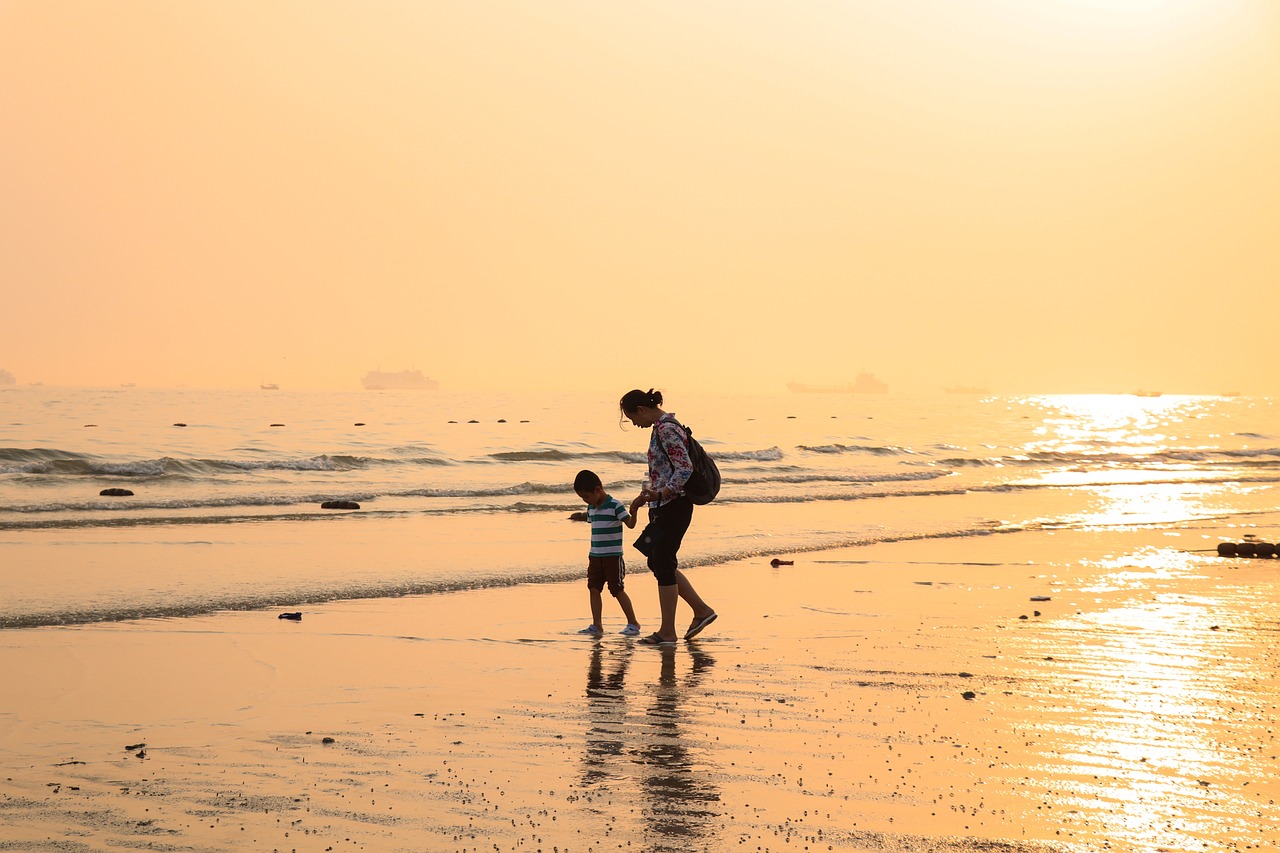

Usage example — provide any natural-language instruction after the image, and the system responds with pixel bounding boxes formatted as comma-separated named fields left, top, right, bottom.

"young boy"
left=574, top=469, right=643, bottom=636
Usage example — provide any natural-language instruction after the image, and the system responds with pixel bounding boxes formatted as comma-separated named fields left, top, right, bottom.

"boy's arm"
left=626, top=496, right=645, bottom=527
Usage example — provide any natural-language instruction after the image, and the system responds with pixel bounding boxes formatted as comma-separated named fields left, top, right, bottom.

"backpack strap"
left=654, top=416, right=691, bottom=495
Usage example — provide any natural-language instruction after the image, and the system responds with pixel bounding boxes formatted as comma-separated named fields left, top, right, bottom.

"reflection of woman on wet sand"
left=637, top=645, right=720, bottom=846
left=580, top=642, right=721, bottom=845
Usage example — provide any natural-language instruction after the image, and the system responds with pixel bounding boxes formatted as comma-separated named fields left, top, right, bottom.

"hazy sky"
left=2, top=0, right=1277, bottom=393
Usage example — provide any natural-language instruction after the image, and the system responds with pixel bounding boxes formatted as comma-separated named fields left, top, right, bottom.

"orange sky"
left=2, top=0, right=1277, bottom=393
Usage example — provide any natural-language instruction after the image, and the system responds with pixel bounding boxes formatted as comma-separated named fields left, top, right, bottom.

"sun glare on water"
left=1016, top=395, right=1237, bottom=529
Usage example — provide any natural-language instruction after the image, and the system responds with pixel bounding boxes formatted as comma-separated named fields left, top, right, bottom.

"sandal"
left=637, top=632, right=676, bottom=646
left=684, top=612, right=718, bottom=640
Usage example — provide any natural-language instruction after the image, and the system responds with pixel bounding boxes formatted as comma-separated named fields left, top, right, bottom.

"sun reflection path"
left=1003, top=549, right=1280, bottom=850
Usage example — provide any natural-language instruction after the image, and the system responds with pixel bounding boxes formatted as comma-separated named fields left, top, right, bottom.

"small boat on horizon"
left=1132, top=389, right=1162, bottom=398
left=788, top=373, right=888, bottom=394
left=260, top=383, right=280, bottom=391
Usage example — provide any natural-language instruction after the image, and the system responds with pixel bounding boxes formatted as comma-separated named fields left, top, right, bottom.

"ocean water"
left=2, top=387, right=1277, bottom=628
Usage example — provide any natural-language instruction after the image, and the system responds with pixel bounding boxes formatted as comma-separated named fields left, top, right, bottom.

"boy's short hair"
left=574, top=469, right=602, bottom=493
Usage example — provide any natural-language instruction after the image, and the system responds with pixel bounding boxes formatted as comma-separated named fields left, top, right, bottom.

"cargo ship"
left=361, top=369, right=439, bottom=390
left=787, top=373, right=888, bottom=394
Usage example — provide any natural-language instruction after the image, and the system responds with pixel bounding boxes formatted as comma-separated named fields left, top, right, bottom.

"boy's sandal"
left=637, top=633, right=676, bottom=646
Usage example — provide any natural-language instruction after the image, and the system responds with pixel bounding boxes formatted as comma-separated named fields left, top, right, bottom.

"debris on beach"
left=278, top=612, right=302, bottom=621
left=1217, top=540, right=1277, bottom=558
left=770, top=558, right=794, bottom=567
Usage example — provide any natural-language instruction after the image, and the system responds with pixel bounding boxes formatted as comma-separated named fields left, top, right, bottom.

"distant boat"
left=1132, top=390, right=1162, bottom=398
left=0, top=368, right=13, bottom=385
left=788, top=373, right=888, bottom=394
left=361, top=369, right=439, bottom=390
left=260, top=383, right=280, bottom=391
left=944, top=385, right=989, bottom=394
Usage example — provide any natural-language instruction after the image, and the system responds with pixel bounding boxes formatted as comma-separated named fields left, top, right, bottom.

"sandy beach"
left=2, top=521, right=1277, bottom=852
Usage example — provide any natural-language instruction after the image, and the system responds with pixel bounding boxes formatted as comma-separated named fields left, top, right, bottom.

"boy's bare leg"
left=615, top=589, right=639, bottom=627
left=589, top=589, right=604, bottom=629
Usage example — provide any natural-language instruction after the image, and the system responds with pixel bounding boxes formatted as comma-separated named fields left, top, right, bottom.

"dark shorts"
left=586, top=555, right=626, bottom=596
left=633, top=495, right=693, bottom=586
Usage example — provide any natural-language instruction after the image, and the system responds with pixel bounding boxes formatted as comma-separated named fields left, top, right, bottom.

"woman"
left=619, top=388, right=718, bottom=646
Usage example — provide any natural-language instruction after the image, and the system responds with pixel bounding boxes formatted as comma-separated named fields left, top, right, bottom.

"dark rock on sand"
left=569, top=512, right=588, bottom=522
left=100, top=488, right=134, bottom=497
left=770, top=558, right=794, bottom=567
left=278, top=612, right=302, bottom=621
left=961, top=691, right=977, bottom=700
left=321, top=500, right=360, bottom=510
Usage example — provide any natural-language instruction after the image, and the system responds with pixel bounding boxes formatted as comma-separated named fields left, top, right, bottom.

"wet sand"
left=2, top=524, right=1278, bottom=852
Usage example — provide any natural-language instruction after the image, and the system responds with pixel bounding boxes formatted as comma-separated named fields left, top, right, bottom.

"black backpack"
left=658, top=419, right=721, bottom=505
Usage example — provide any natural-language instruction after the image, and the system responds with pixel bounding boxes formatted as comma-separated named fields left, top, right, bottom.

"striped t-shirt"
left=586, top=495, right=631, bottom=556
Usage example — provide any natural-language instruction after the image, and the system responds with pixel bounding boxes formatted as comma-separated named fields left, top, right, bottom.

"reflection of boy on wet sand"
left=582, top=644, right=632, bottom=785
left=574, top=470, right=644, bottom=636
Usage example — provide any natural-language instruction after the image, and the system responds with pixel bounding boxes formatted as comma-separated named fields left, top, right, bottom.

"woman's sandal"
left=684, top=612, right=718, bottom=640
left=637, top=632, right=676, bottom=646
